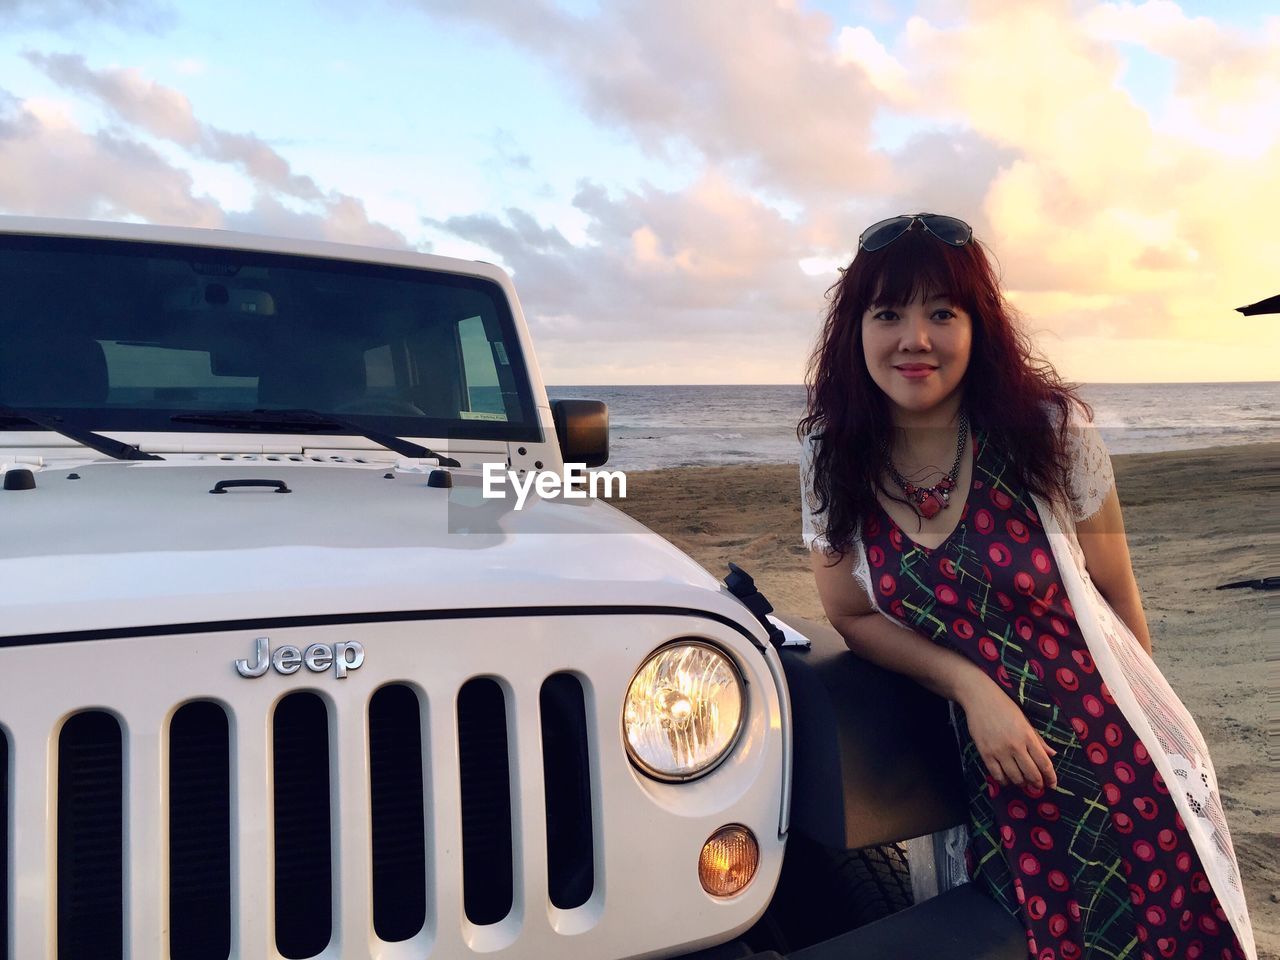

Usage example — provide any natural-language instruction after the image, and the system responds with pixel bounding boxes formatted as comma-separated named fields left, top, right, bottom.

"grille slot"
left=273, top=693, right=332, bottom=959
left=1, top=729, right=8, bottom=960
left=540, top=674, right=595, bottom=910
left=457, top=678, right=514, bottom=926
left=57, top=711, right=123, bottom=960
left=169, top=701, right=231, bottom=960
left=368, top=684, right=427, bottom=942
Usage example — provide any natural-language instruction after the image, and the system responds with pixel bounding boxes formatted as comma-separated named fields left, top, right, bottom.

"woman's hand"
left=956, top=672, right=1058, bottom=792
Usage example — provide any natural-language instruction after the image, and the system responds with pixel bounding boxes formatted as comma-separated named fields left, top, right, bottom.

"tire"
left=758, top=835, right=914, bottom=953
left=825, top=841, right=914, bottom=928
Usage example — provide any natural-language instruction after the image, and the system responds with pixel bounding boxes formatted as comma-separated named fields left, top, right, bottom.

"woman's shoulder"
left=797, top=427, right=871, bottom=550
left=1043, top=398, right=1115, bottom=522
left=1040, top=397, right=1094, bottom=431
left=798, top=428, right=821, bottom=480
left=798, top=429, right=829, bottom=549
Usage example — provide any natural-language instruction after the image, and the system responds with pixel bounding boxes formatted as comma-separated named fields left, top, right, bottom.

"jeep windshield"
left=0, top=233, right=540, bottom=444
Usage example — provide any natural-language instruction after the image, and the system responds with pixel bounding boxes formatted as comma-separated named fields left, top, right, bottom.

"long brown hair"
left=797, top=223, right=1091, bottom=557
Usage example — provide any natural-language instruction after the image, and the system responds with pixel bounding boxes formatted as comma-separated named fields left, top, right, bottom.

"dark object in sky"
left=1235, top=294, right=1280, bottom=315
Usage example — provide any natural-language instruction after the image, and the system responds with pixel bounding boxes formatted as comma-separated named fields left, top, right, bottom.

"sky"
left=0, top=0, right=1277, bottom=385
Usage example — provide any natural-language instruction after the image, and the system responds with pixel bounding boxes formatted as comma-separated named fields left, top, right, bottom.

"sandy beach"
left=611, top=441, right=1279, bottom=958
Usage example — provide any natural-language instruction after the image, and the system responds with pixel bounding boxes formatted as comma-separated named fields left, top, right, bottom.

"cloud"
left=1084, top=1, right=1269, bottom=95
left=865, top=3, right=1280, bottom=364
left=15, top=54, right=412, bottom=248
left=0, top=0, right=171, bottom=30
left=1084, top=1, right=1280, bottom=155
left=836, top=24, right=911, bottom=100
left=28, top=51, right=199, bottom=141
left=200, top=128, right=324, bottom=201
left=428, top=171, right=833, bottom=381
left=876, top=128, right=1019, bottom=231
left=487, top=129, right=533, bottom=172
left=27, top=53, right=324, bottom=200
left=0, top=93, right=410, bottom=250
left=227, top=193, right=410, bottom=250
left=0, top=88, right=222, bottom=224
left=413, top=0, right=892, bottom=200
left=0, top=87, right=401, bottom=244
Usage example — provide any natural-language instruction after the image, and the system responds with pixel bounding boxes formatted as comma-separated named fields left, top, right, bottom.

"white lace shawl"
left=798, top=413, right=1256, bottom=958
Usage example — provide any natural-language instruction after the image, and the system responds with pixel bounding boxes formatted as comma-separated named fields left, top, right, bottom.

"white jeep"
left=0, top=217, right=1024, bottom=960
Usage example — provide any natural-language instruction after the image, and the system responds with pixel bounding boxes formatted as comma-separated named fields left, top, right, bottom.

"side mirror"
left=551, top=399, right=609, bottom=468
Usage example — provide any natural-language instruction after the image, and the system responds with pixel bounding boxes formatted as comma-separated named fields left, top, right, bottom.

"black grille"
left=57, top=711, right=123, bottom=960
left=369, top=684, right=427, bottom=942
left=273, top=693, right=332, bottom=959
left=169, top=701, right=231, bottom=960
left=541, top=673, right=595, bottom=909
left=1, top=728, right=8, bottom=960
left=457, top=678, right=514, bottom=925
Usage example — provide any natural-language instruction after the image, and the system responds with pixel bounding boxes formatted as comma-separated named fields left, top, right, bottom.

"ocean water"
left=547, top=382, right=1279, bottom=472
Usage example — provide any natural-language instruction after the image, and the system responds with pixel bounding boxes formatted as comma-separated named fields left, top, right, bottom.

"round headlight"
left=623, top=641, right=744, bottom=780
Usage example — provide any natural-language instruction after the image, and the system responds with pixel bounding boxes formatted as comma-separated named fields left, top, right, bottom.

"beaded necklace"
left=884, top=412, right=969, bottom=520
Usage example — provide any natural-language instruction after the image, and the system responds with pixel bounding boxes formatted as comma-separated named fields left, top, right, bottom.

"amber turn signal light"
left=698, top=824, right=759, bottom=898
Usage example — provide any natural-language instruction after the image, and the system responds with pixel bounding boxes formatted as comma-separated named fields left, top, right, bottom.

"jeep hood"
left=0, top=460, right=759, bottom=640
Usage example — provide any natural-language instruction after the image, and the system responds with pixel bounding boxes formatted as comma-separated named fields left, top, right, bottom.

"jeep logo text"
left=234, top=636, right=365, bottom=679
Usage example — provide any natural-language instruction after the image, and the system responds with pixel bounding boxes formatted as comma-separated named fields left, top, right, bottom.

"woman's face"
left=860, top=291, right=973, bottom=419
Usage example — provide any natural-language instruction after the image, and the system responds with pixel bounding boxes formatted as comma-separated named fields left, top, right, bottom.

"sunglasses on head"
left=858, top=214, right=973, bottom=252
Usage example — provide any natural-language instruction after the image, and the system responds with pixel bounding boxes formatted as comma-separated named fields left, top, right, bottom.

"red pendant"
left=917, top=493, right=942, bottom=519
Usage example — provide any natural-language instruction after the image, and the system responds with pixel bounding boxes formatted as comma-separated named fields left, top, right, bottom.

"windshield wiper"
left=0, top=405, right=164, bottom=461
left=170, top=409, right=461, bottom=466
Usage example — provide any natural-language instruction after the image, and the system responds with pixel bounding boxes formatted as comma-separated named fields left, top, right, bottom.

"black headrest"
left=0, top=337, right=109, bottom=406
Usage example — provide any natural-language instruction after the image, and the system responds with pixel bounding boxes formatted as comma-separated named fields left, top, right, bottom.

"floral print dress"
left=861, top=428, right=1246, bottom=960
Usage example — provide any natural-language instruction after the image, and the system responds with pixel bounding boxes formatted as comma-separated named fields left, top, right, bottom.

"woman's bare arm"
left=811, top=547, right=984, bottom=700
left=811, top=546, right=1058, bottom=790
left=1074, top=486, right=1154, bottom=655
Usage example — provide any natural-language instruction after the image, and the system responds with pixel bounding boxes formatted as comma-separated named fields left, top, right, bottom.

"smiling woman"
left=798, top=215, right=1258, bottom=960
left=861, top=294, right=973, bottom=433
